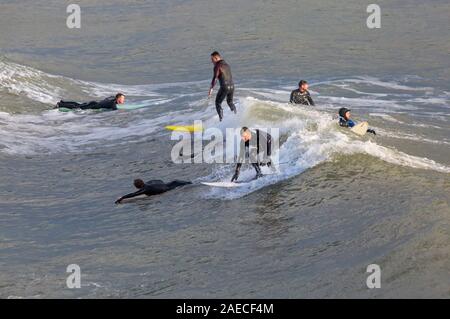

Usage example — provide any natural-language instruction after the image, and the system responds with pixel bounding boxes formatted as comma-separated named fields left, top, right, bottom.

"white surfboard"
left=350, top=121, right=369, bottom=136
left=201, top=181, right=247, bottom=188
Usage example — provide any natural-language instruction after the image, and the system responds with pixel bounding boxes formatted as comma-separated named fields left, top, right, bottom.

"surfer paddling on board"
left=56, top=93, right=125, bottom=111
left=338, top=108, right=376, bottom=135
left=290, top=80, right=315, bottom=106
left=115, top=179, right=191, bottom=204
left=208, top=51, right=237, bottom=121
left=231, top=127, right=273, bottom=182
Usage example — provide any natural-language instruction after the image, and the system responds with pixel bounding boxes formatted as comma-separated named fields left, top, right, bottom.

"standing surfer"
left=208, top=51, right=237, bottom=121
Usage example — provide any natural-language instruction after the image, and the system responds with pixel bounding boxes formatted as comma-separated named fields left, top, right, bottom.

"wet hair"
left=115, top=93, right=125, bottom=100
left=211, top=51, right=221, bottom=57
left=133, top=179, right=145, bottom=189
left=298, top=80, right=308, bottom=87
left=241, top=126, right=249, bottom=134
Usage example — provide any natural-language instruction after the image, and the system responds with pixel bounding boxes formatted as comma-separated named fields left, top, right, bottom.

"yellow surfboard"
left=165, top=125, right=204, bottom=132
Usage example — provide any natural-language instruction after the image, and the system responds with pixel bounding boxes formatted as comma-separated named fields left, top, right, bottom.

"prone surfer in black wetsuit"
left=208, top=51, right=237, bottom=121
left=115, top=179, right=192, bottom=204
left=231, top=127, right=273, bottom=182
left=56, top=93, right=125, bottom=111
left=290, top=80, right=315, bottom=106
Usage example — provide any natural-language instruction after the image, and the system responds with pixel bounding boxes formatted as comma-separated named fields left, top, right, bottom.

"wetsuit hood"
left=339, top=107, right=350, bottom=119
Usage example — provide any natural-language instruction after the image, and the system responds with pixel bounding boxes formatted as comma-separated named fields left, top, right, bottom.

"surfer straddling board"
left=338, top=108, right=376, bottom=136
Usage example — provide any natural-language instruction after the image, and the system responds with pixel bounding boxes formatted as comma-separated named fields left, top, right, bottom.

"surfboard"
left=350, top=121, right=369, bottom=136
left=117, top=103, right=149, bottom=110
left=57, top=107, right=73, bottom=113
left=57, top=107, right=104, bottom=113
left=201, top=181, right=246, bottom=188
left=165, top=125, right=204, bottom=132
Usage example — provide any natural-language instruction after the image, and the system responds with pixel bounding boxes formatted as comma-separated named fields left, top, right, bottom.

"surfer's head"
left=115, top=93, right=125, bottom=104
left=240, top=127, right=252, bottom=142
left=298, top=80, right=309, bottom=92
left=133, top=179, right=145, bottom=189
left=211, top=51, right=222, bottom=64
left=339, top=107, right=351, bottom=120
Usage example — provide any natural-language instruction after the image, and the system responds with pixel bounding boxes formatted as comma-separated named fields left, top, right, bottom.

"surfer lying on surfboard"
left=56, top=93, right=125, bottom=111
left=115, top=179, right=191, bottom=204
left=338, top=108, right=376, bottom=135
left=231, top=127, right=274, bottom=182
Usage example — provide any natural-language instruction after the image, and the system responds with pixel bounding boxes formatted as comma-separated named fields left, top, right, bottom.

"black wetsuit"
left=116, top=180, right=191, bottom=203
left=232, top=130, right=272, bottom=181
left=290, top=89, right=315, bottom=106
left=56, top=96, right=118, bottom=110
left=211, top=60, right=236, bottom=120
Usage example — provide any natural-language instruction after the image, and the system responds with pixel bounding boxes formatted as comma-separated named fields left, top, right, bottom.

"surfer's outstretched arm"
left=307, top=94, right=315, bottom=106
left=115, top=189, right=146, bottom=204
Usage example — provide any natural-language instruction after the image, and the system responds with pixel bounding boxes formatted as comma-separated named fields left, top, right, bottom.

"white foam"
left=320, top=96, right=418, bottom=110
left=318, top=76, right=434, bottom=92
left=0, top=62, right=448, bottom=193
left=202, top=98, right=450, bottom=199
left=369, top=113, right=404, bottom=123
left=0, top=60, right=64, bottom=104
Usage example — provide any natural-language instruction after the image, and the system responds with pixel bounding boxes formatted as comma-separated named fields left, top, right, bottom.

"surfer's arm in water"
left=306, top=91, right=315, bottom=106
left=289, top=91, right=295, bottom=103
left=115, top=189, right=147, bottom=204
left=366, top=128, right=376, bottom=135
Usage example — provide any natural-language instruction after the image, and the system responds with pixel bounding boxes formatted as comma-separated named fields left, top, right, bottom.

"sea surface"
left=0, top=0, right=449, bottom=298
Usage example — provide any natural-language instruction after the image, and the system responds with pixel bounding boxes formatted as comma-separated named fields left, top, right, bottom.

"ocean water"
left=0, top=0, right=449, bottom=298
